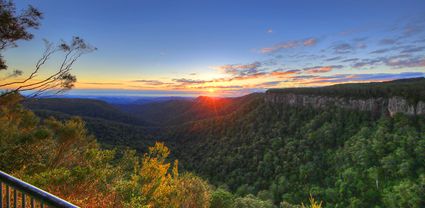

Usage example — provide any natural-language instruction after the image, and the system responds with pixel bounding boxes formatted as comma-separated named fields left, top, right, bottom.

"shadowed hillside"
left=24, top=98, right=151, bottom=126
left=118, top=93, right=263, bottom=126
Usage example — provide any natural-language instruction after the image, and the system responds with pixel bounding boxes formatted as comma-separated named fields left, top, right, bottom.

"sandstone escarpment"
left=265, top=93, right=425, bottom=116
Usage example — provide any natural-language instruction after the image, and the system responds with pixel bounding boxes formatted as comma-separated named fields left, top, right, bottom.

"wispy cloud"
left=130, top=16, right=425, bottom=94
left=403, top=23, right=424, bottom=37
left=370, top=48, right=391, bottom=54
left=352, top=57, right=385, bottom=68
left=131, top=79, right=170, bottom=85
left=193, top=85, right=243, bottom=89
left=213, top=61, right=262, bottom=76
left=332, top=43, right=354, bottom=54
left=352, top=56, right=425, bottom=69
left=325, top=56, right=343, bottom=61
left=400, top=46, right=425, bottom=53
left=342, top=58, right=359, bottom=63
left=253, top=81, right=283, bottom=88
left=301, top=72, right=424, bottom=84
left=385, top=57, right=425, bottom=68
left=172, top=78, right=209, bottom=84
left=81, top=82, right=123, bottom=85
left=270, top=69, right=301, bottom=77
left=260, top=37, right=318, bottom=53
left=303, top=38, right=317, bottom=46
left=379, top=38, right=397, bottom=45
left=303, top=65, right=343, bottom=74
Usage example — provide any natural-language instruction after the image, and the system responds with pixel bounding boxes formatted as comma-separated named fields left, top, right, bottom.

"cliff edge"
left=265, top=93, right=424, bottom=116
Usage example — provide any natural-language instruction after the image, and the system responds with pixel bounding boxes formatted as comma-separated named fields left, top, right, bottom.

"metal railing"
left=0, top=171, right=79, bottom=208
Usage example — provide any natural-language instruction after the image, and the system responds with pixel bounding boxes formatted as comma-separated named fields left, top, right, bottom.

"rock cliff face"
left=265, top=92, right=425, bottom=116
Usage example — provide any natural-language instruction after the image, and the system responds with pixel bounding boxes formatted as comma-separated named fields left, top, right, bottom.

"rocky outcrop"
left=265, top=93, right=425, bottom=116
left=387, top=97, right=416, bottom=116
left=416, top=101, right=425, bottom=115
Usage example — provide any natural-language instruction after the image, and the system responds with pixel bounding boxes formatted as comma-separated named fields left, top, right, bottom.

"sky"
left=2, top=0, right=425, bottom=97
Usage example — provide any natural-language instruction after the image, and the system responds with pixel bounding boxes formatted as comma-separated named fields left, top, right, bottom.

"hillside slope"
left=24, top=98, right=151, bottom=126
left=118, top=93, right=262, bottom=126
left=169, top=98, right=425, bottom=207
left=23, top=98, right=156, bottom=150
left=166, top=78, right=425, bottom=207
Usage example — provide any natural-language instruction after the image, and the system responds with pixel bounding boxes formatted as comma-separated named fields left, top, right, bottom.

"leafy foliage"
left=23, top=98, right=156, bottom=150
left=0, top=0, right=42, bottom=70
left=169, top=94, right=425, bottom=207
left=0, top=93, right=213, bottom=208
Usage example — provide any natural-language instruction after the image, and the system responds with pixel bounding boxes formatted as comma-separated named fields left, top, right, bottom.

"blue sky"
left=3, top=0, right=425, bottom=96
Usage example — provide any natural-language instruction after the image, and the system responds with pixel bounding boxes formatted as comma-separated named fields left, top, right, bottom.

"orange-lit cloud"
left=303, top=65, right=340, bottom=74
left=131, top=79, right=171, bottom=85
left=303, top=38, right=317, bottom=46
left=270, top=69, right=300, bottom=77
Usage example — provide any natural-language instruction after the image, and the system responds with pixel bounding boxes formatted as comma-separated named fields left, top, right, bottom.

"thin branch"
left=0, top=42, right=56, bottom=87
left=0, top=37, right=96, bottom=98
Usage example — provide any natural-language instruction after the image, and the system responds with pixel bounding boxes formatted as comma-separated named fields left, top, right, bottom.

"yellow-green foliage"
left=0, top=93, right=212, bottom=207
left=301, top=195, right=322, bottom=208
left=176, top=173, right=211, bottom=208
left=1, top=93, right=329, bottom=208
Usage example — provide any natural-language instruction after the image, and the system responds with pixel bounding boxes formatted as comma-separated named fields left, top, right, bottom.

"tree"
left=210, top=188, right=234, bottom=208
left=176, top=173, right=211, bottom=208
left=382, top=180, right=423, bottom=208
left=233, top=194, right=274, bottom=208
left=301, top=196, right=322, bottom=208
left=117, top=142, right=179, bottom=207
left=0, top=0, right=95, bottom=98
left=0, top=93, right=120, bottom=207
left=0, top=0, right=42, bottom=70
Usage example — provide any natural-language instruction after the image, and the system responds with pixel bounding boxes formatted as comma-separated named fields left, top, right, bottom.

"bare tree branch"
left=0, top=36, right=96, bottom=98
left=0, top=40, right=56, bottom=87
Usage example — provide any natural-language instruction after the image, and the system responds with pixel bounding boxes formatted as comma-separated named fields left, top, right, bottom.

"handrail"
left=0, top=170, right=79, bottom=208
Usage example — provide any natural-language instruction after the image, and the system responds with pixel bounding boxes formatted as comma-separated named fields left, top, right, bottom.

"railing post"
left=30, top=197, right=34, bottom=208
left=22, top=192, right=25, bottom=208
left=14, top=188, right=17, bottom=208
left=6, top=184, right=10, bottom=208
left=0, top=181, right=3, bottom=207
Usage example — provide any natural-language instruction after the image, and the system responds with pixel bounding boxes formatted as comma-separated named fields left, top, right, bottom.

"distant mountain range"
left=36, top=95, right=194, bottom=105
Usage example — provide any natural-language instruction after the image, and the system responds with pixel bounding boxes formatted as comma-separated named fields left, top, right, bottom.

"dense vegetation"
left=170, top=95, right=425, bottom=207
left=2, top=93, right=318, bottom=208
left=24, top=98, right=150, bottom=126
left=16, top=78, right=425, bottom=207
left=267, top=78, right=425, bottom=103
left=118, top=94, right=262, bottom=126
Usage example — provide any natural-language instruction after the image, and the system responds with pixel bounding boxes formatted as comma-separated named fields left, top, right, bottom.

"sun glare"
left=208, top=88, right=215, bottom=93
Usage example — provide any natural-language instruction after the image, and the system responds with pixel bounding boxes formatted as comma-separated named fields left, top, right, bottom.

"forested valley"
left=4, top=78, right=422, bottom=207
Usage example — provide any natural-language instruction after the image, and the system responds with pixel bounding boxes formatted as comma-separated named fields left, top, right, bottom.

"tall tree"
left=0, top=0, right=95, bottom=98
